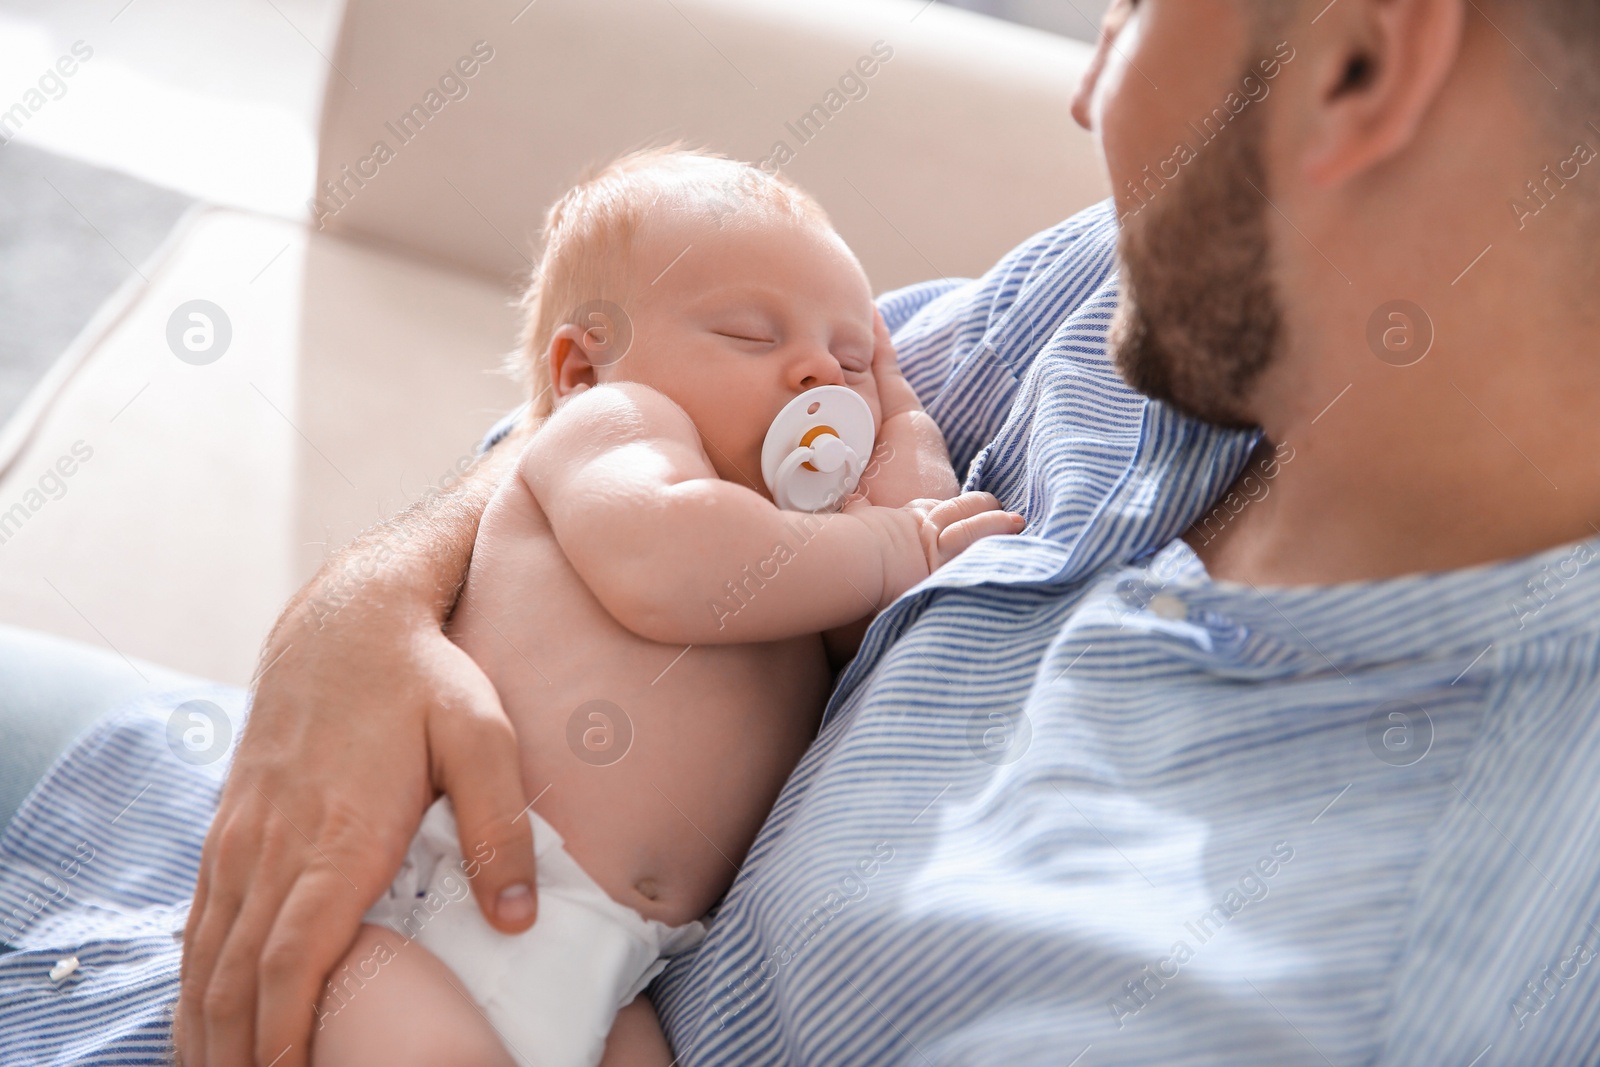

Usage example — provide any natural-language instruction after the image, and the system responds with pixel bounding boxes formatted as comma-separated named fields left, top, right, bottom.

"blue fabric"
left=479, top=403, right=527, bottom=456
left=7, top=199, right=1600, bottom=1064
left=0, top=684, right=245, bottom=1064
left=0, top=625, right=208, bottom=841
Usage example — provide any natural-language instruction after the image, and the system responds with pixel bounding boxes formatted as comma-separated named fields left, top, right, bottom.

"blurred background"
left=944, top=0, right=1113, bottom=39
left=0, top=0, right=1110, bottom=684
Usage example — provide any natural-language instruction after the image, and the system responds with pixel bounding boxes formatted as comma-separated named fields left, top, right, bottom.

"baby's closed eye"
left=713, top=330, right=775, bottom=346
left=835, top=352, right=871, bottom=375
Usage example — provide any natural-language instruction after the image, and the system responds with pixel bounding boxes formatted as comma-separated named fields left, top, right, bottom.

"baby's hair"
left=512, top=145, right=834, bottom=417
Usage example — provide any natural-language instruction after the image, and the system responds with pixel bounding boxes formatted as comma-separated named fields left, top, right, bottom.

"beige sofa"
left=0, top=0, right=1107, bottom=685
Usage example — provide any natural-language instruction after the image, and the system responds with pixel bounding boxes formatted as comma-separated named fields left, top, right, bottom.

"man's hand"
left=176, top=431, right=538, bottom=1067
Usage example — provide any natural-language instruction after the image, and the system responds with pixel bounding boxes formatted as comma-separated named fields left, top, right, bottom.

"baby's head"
left=516, top=148, right=881, bottom=498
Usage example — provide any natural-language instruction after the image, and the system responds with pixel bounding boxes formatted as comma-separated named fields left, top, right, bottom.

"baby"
left=308, top=149, right=1022, bottom=1067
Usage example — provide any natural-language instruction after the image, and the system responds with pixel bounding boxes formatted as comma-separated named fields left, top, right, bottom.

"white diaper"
left=363, top=798, right=706, bottom=1067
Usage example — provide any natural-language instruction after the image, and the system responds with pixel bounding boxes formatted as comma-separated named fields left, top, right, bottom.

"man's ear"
left=547, top=323, right=601, bottom=404
left=1300, top=0, right=1466, bottom=187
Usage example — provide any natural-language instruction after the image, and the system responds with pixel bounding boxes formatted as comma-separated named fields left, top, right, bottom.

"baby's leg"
left=596, top=995, right=674, bottom=1067
left=310, top=923, right=515, bottom=1067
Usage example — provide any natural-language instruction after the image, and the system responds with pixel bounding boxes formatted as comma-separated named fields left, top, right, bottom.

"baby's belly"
left=451, top=488, right=833, bottom=927
left=504, top=640, right=827, bottom=926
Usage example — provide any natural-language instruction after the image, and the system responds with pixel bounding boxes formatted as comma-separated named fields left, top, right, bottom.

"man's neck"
left=1189, top=275, right=1600, bottom=587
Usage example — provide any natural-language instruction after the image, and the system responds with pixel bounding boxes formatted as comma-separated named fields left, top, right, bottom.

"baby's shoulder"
left=535, top=382, right=699, bottom=458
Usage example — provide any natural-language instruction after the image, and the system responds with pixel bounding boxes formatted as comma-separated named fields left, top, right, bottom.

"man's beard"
left=1109, top=97, right=1282, bottom=430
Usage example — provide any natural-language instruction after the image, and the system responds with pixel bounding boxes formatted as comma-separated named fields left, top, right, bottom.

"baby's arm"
left=520, top=381, right=1015, bottom=646
left=853, top=309, right=964, bottom=509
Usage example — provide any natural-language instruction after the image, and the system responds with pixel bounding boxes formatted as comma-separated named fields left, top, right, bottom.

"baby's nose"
left=793, top=350, right=845, bottom=390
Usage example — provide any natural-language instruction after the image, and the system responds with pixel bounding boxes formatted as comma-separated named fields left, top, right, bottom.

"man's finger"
left=178, top=807, right=258, bottom=1067
left=176, top=843, right=215, bottom=1064
left=180, top=845, right=212, bottom=965
left=201, top=852, right=302, bottom=1067
left=255, top=866, right=377, bottom=1067
left=180, top=895, right=240, bottom=1067
left=431, top=691, right=539, bottom=933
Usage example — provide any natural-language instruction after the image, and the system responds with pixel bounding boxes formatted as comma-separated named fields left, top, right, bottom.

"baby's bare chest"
left=448, top=477, right=831, bottom=918
left=451, top=476, right=831, bottom=764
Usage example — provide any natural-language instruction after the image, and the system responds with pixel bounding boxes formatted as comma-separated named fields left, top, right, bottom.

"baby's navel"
left=635, top=877, right=661, bottom=902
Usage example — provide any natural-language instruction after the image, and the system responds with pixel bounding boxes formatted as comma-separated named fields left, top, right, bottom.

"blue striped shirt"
left=6, top=201, right=1600, bottom=1064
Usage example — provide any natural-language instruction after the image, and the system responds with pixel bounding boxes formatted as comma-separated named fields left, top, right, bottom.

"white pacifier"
left=760, top=386, right=876, bottom=513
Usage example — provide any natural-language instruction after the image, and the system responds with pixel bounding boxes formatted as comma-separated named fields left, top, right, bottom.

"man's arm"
left=521, top=382, right=1016, bottom=647
left=177, top=418, right=539, bottom=1067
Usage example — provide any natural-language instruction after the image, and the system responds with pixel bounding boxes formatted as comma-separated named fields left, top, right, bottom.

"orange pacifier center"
left=798, top=425, right=839, bottom=472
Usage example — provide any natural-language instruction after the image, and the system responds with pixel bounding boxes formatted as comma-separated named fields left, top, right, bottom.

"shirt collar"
left=1126, top=533, right=1600, bottom=670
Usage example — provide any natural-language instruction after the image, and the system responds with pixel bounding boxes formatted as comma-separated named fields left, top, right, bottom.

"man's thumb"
left=432, top=704, right=540, bottom=933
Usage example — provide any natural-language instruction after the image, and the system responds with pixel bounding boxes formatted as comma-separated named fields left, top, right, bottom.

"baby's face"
left=595, top=211, right=882, bottom=500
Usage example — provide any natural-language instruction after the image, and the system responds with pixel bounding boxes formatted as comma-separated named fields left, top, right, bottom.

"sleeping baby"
left=307, top=148, right=1023, bottom=1067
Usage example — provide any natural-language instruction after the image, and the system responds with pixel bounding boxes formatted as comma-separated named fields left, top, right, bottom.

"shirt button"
left=1150, top=594, right=1187, bottom=620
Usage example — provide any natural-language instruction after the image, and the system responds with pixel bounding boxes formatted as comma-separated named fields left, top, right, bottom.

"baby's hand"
left=848, top=492, right=1025, bottom=609
left=869, top=308, right=923, bottom=423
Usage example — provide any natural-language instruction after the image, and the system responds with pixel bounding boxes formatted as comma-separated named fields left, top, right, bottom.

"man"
left=3, top=0, right=1597, bottom=1062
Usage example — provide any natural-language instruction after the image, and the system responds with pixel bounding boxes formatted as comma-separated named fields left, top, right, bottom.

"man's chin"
left=1108, top=298, right=1262, bottom=432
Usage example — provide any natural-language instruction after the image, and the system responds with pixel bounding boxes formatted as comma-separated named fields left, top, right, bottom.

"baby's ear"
left=547, top=323, right=601, bottom=402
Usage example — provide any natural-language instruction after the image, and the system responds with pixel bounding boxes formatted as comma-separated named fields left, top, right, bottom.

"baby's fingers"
left=927, top=492, right=1004, bottom=527
left=935, top=508, right=1026, bottom=566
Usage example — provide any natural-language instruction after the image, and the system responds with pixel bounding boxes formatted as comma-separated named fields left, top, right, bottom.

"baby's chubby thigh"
left=308, top=922, right=516, bottom=1067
